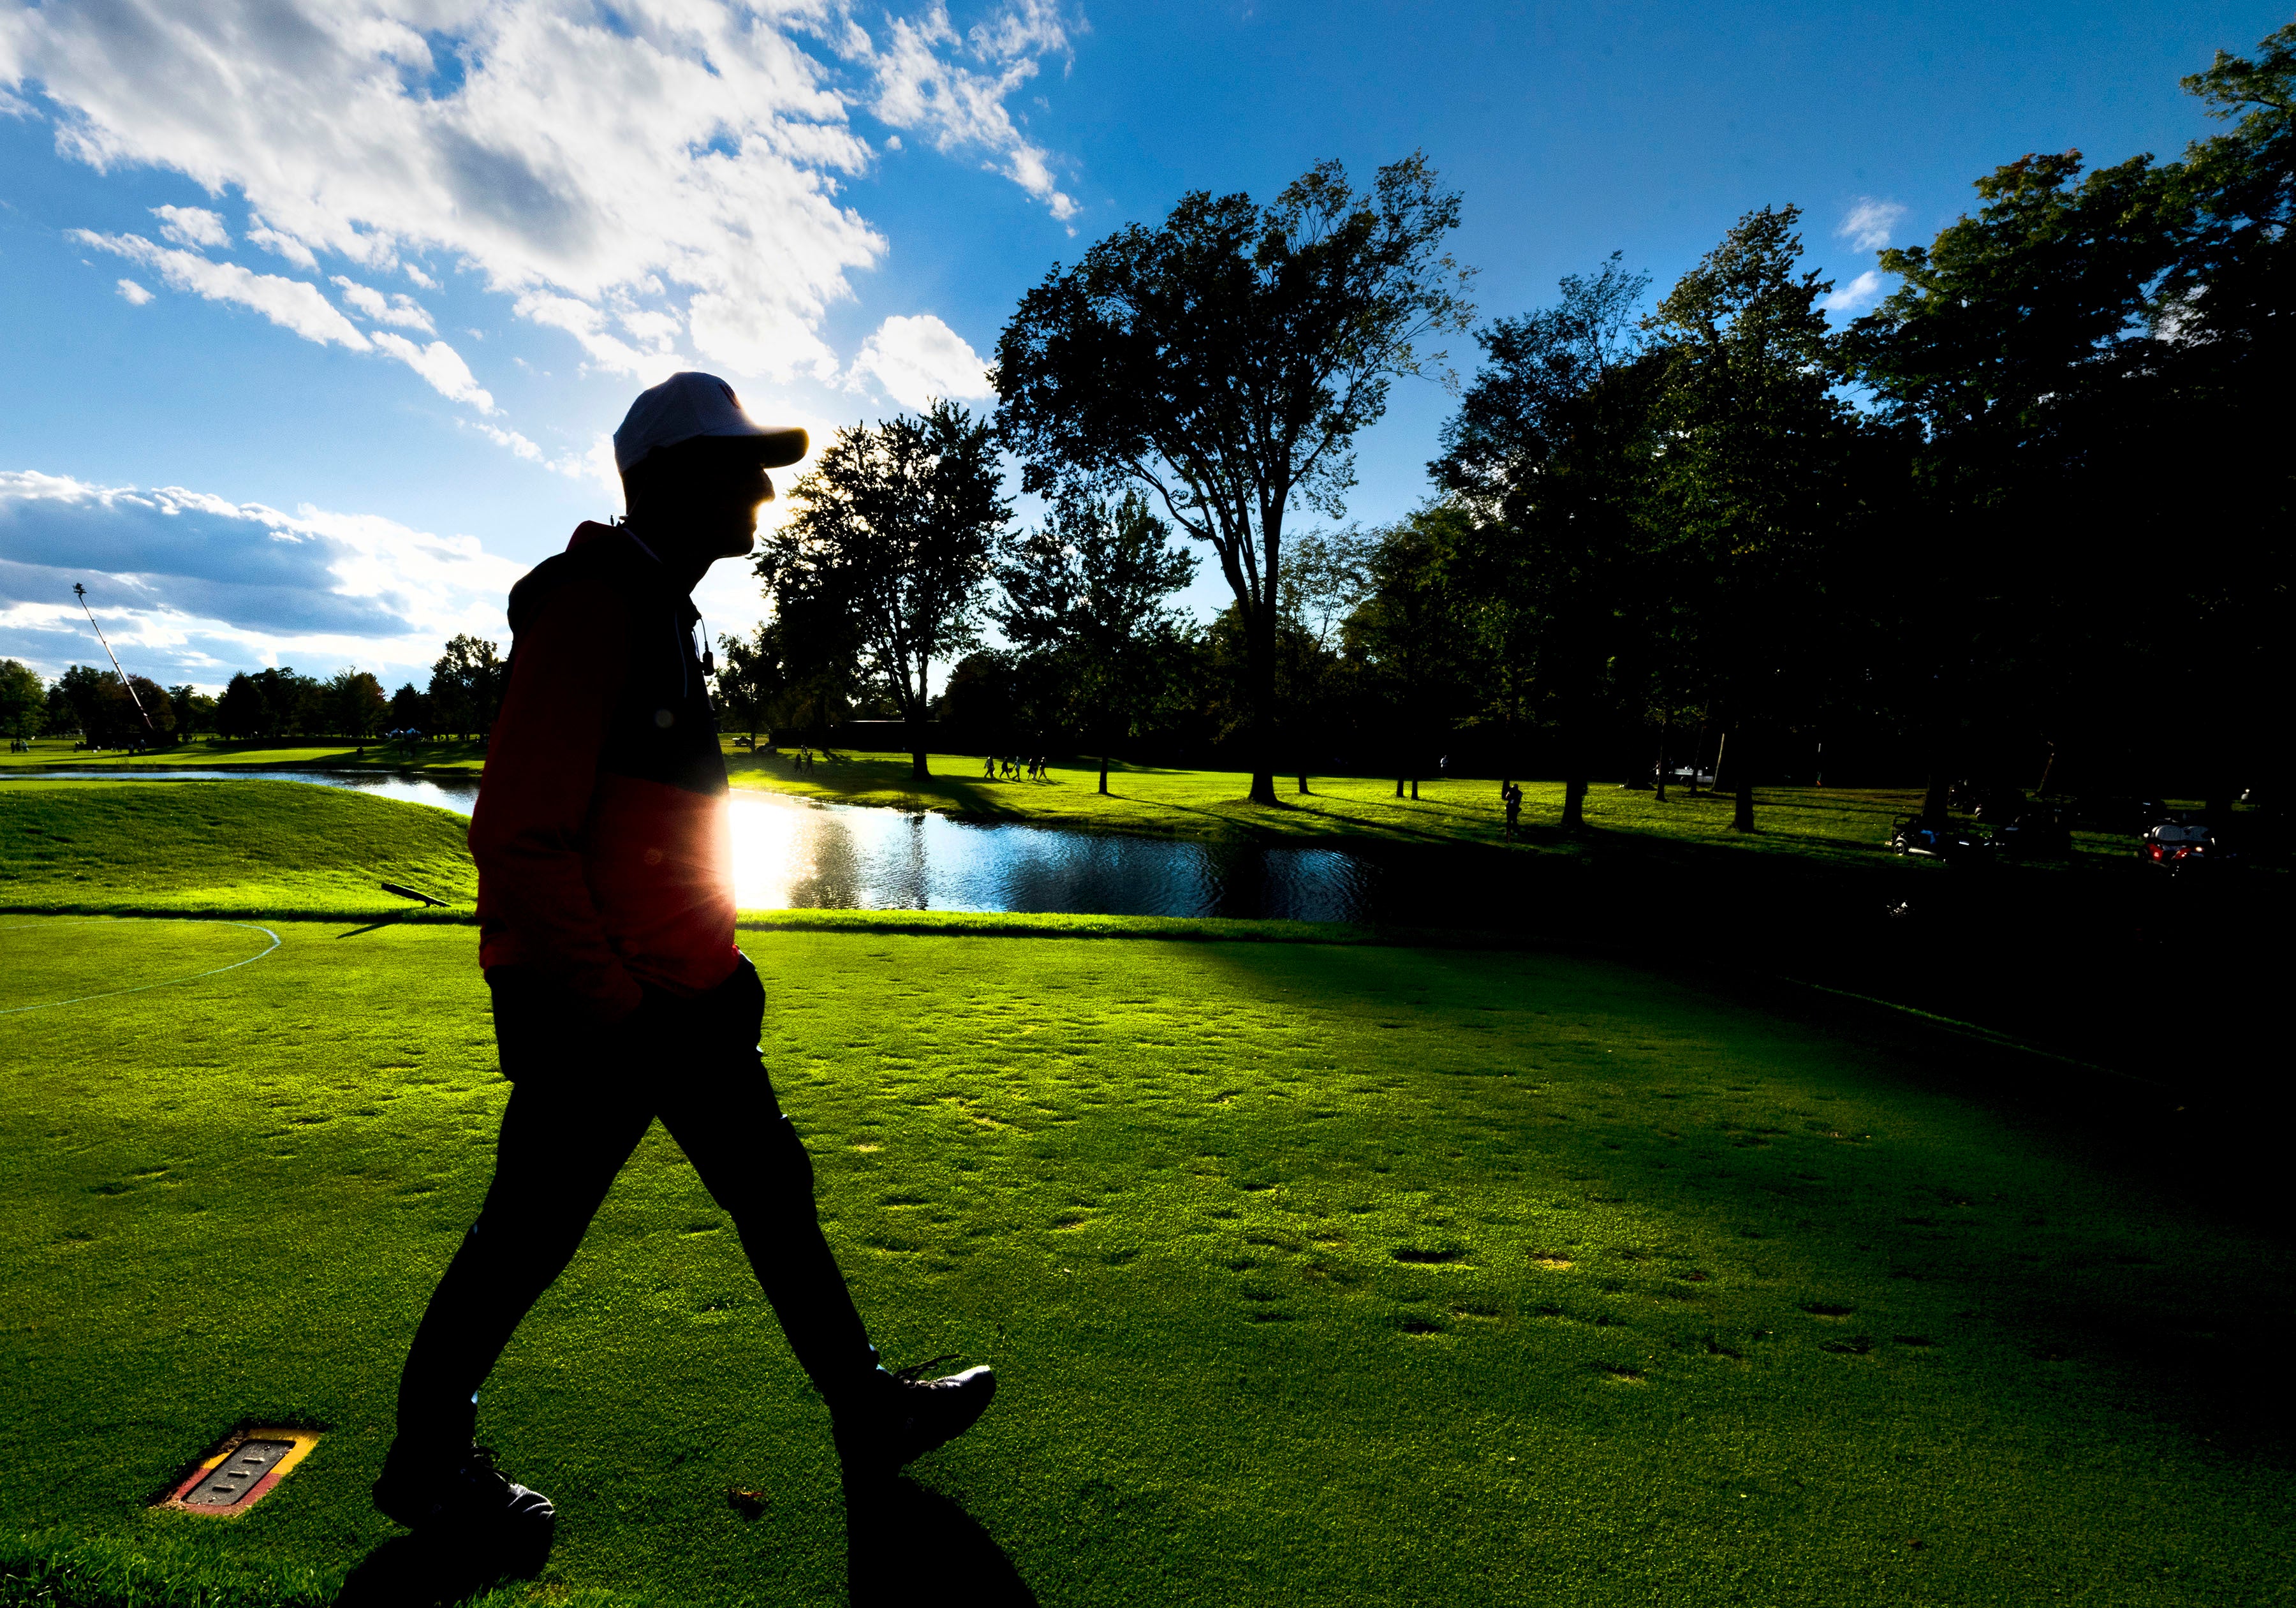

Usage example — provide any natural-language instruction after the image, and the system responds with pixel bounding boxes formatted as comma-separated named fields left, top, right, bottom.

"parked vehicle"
left=1890, top=814, right=1994, bottom=862
left=2138, top=819, right=2230, bottom=874
left=1994, top=803, right=2073, bottom=857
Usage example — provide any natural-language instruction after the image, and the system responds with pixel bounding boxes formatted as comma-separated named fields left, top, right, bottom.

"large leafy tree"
left=992, top=490, right=1198, bottom=793
left=427, top=637, right=506, bottom=741
left=1432, top=253, right=1665, bottom=829
left=0, top=659, right=43, bottom=742
left=1647, top=205, right=1857, bottom=831
left=760, top=400, right=1008, bottom=779
left=996, top=153, right=1475, bottom=805
left=325, top=669, right=389, bottom=739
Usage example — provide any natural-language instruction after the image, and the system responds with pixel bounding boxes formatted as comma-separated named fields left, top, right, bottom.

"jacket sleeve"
left=467, top=575, right=645, bottom=1021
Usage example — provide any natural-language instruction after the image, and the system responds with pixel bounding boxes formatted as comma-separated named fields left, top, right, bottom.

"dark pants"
left=394, top=954, right=876, bottom=1447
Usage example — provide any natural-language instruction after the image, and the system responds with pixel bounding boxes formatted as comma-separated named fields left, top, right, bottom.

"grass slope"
left=2, top=916, right=2286, bottom=1606
left=0, top=738, right=488, bottom=775
left=0, top=782, right=478, bottom=918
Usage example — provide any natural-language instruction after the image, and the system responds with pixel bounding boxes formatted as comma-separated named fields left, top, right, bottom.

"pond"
left=18, top=770, right=1404, bottom=924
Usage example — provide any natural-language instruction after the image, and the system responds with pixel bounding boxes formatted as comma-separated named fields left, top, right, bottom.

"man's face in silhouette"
left=623, top=436, right=776, bottom=566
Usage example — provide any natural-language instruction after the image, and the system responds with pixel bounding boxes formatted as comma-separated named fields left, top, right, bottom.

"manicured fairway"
left=2, top=915, right=2286, bottom=1606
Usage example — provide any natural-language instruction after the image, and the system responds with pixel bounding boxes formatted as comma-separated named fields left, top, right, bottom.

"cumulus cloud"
left=1838, top=198, right=1906, bottom=254
left=0, top=469, right=526, bottom=686
left=1822, top=269, right=1888, bottom=314
left=845, top=313, right=994, bottom=409
left=115, top=277, right=152, bottom=305
left=3, top=1, right=1083, bottom=390
left=332, top=275, right=435, bottom=332
left=850, top=0, right=1080, bottom=221
left=70, top=230, right=371, bottom=348
left=151, top=202, right=228, bottom=249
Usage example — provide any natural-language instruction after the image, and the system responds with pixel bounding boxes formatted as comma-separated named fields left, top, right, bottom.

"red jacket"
left=469, top=522, right=739, bottom=1018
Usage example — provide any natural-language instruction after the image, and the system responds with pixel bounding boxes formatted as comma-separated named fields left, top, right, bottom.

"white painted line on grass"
left=0, top=918, right=283, bottom=1016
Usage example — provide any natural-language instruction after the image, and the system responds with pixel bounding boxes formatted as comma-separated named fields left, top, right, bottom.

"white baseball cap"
left=612, top=371, right=808, bottom=475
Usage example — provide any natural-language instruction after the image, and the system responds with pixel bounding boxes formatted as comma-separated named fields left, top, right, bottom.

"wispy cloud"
left=71, top=230, right=371, bottom=348
left=115, top=277, right=152, bottom=306
left=151, top=203, right=228, bottom=249
left=850, top=0, right=1082, bottom=223
left=1821, top=268, right=1888, bottom=314
left=332, top=275, right=434, bottom=332
left=1838, top=198, right=1906, bottom=254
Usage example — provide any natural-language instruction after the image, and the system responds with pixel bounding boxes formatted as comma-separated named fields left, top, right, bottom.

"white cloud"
left=844, top=313, right=994, bottom=409
left=246, top=221, right=319, bottom=271
left=150, top=202, right=228, bottom=249
left=371, top=332, right=494, bottom=410
left=1822, top=269, right=1888, bottom=314
left=0, top=1, right=1080, bottom=390
left=115, top=277, right=152, bottom=305
left=471, top=422, right=545, bottom=462
left=851, top=1, right=1080, bottom=221
left=1839, top=198, right=1906, bottom=254
left=0, top=469, right=527, bottom=686
left=70, top=230, right=371, bottom=348
left=331, top=274, right=436, bottom=332
left=403, top=262, right=439, bottom=290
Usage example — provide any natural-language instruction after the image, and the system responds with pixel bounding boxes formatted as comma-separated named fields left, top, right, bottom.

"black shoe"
left=832, top=1355, right=997, bottom=1480
left=374, top=1441, right=556, bottom=1535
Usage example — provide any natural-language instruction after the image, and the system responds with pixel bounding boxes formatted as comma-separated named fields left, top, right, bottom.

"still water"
left=22, top=770, right=1390, bottom=922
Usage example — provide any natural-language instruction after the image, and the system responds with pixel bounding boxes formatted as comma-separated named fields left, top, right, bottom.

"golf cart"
left=2138, top=818, right=2229, bottom=875
left=1889, top=813, right=1994, bottom=863
left=1993, top=802, right=2073, bottom=858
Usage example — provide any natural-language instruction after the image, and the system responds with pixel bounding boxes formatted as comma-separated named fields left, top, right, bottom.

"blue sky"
left=1, top=0, right=2283, bottom=693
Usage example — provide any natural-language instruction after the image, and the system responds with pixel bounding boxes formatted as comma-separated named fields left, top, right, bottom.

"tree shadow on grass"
left=335, top=1522, right=553, bottom=1607
left=847, top=1475, right=1036, bottom=1607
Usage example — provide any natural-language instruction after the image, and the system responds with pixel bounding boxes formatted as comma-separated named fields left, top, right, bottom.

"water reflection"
left=18, top=771, right=1389, bottom=922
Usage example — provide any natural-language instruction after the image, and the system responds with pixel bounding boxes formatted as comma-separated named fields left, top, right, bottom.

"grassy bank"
left=0, top=737, right=488, bottom=774
left=0, top=781, right=478, bottom=918
left=3, top=914, right=2286, bottom=1607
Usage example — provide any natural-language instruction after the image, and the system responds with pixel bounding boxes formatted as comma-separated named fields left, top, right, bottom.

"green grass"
left=0, top=781, right=478, bottom=918
left=0, top=737, right=489, bottom=774
left=725, top=751, right=2164, bottom=868
left=3, top=912, right=2288, bottom=1605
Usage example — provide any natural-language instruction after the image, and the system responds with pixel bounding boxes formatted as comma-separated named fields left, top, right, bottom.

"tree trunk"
left=1561, top=776, right=1587, bottom=831
left=1732, top=732, right=1755, bottom=831
left=1395, top=777, right=1404, bottom=799
left=1410, top=777, right=1420, bottom=800
left=1297, top=772, right=1310, bottom=795
left=1245, top=603, right=1279, bottom=805
left=1653, top=709, right=1670, bottom=802
left=1099, top=755, right=1110, bottom=795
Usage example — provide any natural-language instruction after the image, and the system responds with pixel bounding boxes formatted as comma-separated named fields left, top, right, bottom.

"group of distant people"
left=983, top=753, right=1051, bottom=782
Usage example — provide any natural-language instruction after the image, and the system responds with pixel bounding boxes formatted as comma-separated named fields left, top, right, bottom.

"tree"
left=992, top=489, right=1199, bottom=793
left=996, top=152, right=1476, bottom=805
left=1347, top=508, right=1473, bottom=798
left=711, top=628, right=788, bottom=747
left=1276, top=526, right=1373, bottom=792
left=388, top=682, right=432, bottom=734
left=325, top=668, right=390, bottom=739
left=166, top=684, right=215, bottom=742
left=1647, top=206, right=1856, bottom=831
left=1433, top=253, right=1665, bottom=829
left=0, top=660, right=42, bottom=742
left=428, top=637, right=508, bottom=741
left=52, top=664, right=174, bottom=747
left=216, top=672, right=265, bottom=741
left=760, top=401, right=1010, bottom=779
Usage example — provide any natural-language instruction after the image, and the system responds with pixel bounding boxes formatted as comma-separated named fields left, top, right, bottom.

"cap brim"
left=709, top=424, right=808, bottom=468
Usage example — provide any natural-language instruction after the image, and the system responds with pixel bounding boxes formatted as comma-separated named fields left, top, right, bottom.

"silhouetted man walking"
left=375, top=372, right=995, bottom=1538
